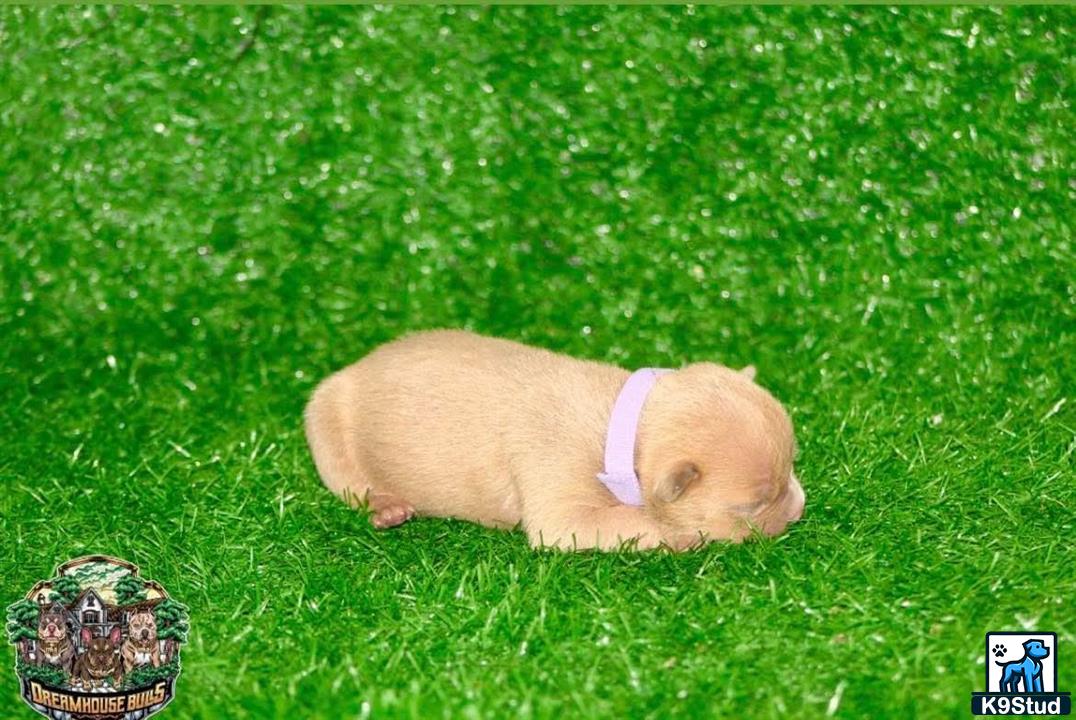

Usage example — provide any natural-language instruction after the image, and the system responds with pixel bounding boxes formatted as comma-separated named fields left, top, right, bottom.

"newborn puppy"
left=305, top=330, right=804, bottom=551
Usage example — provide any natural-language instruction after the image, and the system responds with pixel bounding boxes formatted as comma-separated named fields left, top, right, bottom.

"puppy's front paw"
left=662, top=532, right=708, bottom=552
left=368, top=495, right=415, bottom=529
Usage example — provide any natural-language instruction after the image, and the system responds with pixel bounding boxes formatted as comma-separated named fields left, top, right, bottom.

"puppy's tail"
left=304, top=371, right=370, bottom=508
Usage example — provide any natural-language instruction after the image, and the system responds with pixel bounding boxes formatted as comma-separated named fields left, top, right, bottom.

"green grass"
left=1, top=5, right=1073, bottom=719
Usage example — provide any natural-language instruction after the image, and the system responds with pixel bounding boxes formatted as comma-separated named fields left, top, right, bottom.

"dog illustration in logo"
left=996, top=638, right=1049, bottom=693
left=121, top=610, right=162, bottom=672
left=73, top=626, right=123, bottom=688
left=35, top=603, right=75, bottom=674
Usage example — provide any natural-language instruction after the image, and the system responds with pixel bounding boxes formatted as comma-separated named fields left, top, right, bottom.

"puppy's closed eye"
left=655, top=461, right=701, bottom=503
left=728, top=499, right=766, bottom=515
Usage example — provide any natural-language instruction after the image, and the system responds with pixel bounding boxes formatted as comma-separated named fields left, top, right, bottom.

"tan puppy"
left=305, top=330, right=804, bottom=551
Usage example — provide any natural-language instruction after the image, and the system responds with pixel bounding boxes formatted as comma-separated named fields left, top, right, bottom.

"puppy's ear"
left=654, top=461, right=700, bottom=503
left=739, top=365, right=757, bottom=381
left=109, top=625, right=122, bottom=646
left=81, top=627, right=92, bottom=646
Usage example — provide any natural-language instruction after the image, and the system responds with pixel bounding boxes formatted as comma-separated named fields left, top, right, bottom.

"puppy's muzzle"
left=788, top=475, right=805, bottom=523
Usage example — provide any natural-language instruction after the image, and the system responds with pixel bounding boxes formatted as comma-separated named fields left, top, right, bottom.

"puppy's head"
left=127, top=611, right=158, bottom=643
left=638, top=362, right=804, bottom=547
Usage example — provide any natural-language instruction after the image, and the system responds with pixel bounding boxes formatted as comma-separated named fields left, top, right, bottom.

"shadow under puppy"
left=305, top=330, right=804, bottom=551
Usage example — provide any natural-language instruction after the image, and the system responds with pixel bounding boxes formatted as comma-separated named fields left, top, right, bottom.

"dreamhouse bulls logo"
left=6, top=555, right=189, bottom=720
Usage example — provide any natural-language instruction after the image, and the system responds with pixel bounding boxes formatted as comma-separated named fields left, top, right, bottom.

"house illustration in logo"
left=71, top=588, right=115, bottom=642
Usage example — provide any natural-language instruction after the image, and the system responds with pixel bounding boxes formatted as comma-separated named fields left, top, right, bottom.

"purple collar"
left=597, top=368, right=671, bottom=506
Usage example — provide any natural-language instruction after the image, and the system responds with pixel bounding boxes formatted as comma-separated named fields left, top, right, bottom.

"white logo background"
left=987, top=632, right=1057, bottom=693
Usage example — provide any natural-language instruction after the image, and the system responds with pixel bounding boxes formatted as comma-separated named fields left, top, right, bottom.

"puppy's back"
left=305, top=330, right=611, bottom=523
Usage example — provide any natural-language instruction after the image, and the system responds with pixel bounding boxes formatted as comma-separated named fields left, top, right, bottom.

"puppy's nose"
left=788, top=476, right=805, bottom=523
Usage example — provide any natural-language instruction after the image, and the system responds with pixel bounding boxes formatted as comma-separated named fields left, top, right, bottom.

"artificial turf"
left=1, top=5, right=1073, bottom=719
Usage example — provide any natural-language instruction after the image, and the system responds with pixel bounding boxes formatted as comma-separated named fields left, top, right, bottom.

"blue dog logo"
left=996, top=639, right=1050, bottom=693
left=972, top=631, right=1071, bottom=716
